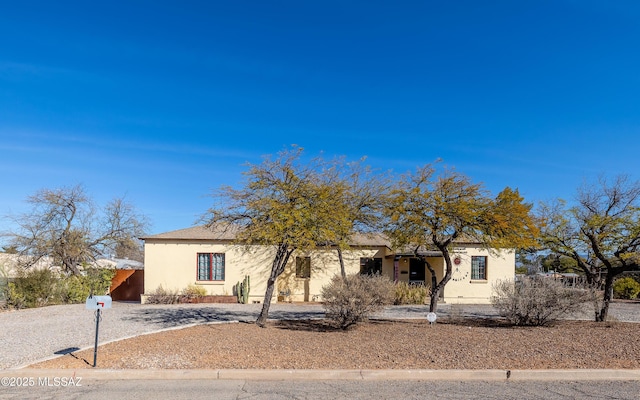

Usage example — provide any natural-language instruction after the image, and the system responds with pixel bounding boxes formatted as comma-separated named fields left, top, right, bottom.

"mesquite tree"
left=538, top=175, right=640, bottom=321
left=203, top=146, right=353, bottom=327
left=3, top=184, right=148, bottom=275
left=320, top=158, right=390, bottom=280
left=384, top=164, right=538, bottom=312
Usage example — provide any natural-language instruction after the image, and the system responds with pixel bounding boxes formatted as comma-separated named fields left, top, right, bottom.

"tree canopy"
left=203, top=146, right=361, bottom=326
left=538, top=175, right=640, bottom=321
left=384, top=164, right=539, bottom=312
left=3, top=184, right=149, bottom=275
left=316, top=157, right=390, bottom=279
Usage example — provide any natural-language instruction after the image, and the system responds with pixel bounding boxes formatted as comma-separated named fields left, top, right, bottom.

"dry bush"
left=145, top=285, right=180, bottom=304
left=394, top=281, right=430, bottom=305
left=181, top=284, right=207, bottom=299
left=321, top=274, right=395, bottom=330
left=491, top=277, right=592, bottom=326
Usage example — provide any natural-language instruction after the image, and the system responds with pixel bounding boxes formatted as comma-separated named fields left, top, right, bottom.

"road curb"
left=507, top=369, right=640, bottom=381
left=3, top=368, right=640, bottom=381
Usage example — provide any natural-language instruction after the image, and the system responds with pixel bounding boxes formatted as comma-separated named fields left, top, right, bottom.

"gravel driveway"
left=1, top=301, right=638, bottom=369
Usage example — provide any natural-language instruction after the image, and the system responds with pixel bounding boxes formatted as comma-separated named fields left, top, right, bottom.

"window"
left=360, top=258, right=382, bottom=275
left=197, top=253, right=225, bottom=281
left=296, top=256, right=311, bottom=279
left=471, top=256, right=487, bottom=280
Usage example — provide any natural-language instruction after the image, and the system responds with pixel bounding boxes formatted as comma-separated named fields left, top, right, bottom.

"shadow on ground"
left=120, top=306, right=326, bottom=328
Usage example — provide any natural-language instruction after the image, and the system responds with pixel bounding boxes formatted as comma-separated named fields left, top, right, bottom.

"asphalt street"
left=2, top=378, right=640, bottom=400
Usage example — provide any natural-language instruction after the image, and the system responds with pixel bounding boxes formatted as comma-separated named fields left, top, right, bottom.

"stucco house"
left=141, top=225, right=515, bottom=304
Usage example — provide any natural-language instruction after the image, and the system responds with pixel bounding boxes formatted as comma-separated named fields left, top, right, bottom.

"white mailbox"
left=85, top=295, right=112, bottom=310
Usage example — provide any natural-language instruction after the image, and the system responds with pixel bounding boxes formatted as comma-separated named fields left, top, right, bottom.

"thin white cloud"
left=0, top=61, right=93, bottom=81
left=0, top=129, right=258, bottom=160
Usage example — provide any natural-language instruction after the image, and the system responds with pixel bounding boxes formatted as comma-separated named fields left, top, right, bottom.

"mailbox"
left=85, top=295, right=112, bottom=310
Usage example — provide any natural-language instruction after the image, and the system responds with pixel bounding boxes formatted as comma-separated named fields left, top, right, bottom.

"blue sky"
left=1, top=1, right=639, bottom=236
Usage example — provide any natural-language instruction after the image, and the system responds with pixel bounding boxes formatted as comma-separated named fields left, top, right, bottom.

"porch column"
left=393, top=256, right=400, bottom=283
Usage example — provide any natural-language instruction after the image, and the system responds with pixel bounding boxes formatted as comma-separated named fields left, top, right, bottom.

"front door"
left=409, top=258, right=425, bottom=284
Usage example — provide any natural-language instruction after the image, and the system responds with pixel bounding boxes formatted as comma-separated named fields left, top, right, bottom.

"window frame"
left=360, top=257, right=383, bottom=275
left=295, top=256, right=311, bottom=279
left=196, top=253, right=225, bottom=281
left=471, top=255, right=487, bottom=280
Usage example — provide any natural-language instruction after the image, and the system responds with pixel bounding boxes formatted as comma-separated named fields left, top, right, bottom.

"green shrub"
left=6, top=268, right=60, bottom=309
left=5, top=267, right=116, bottom=309
left=394, top=281, right=430, bottom=305
left=62, top=275, right=89, bottom=303
left=0, top=263, right=8, bottom=304
left=613, top=277, right=640, bottom=300
left=88, top=268, right=116, bottom=294
left=491, top=277, right=592, bottom=326
left=60, top=268, right=115, bottom=303
left=321, top=274, right=395, bottom=330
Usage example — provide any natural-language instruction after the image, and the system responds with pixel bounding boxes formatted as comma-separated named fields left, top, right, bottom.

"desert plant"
left=491, top=277, right=592, bottom=326
left=60, top=268, right=116, bottom=303
left=0, top=263, right=8, bottom=304
left=181, top=284, right=207, bottom=299
left=235, top=275, right=251, bottom=304
left=394, top=281, right=430, bottom=305
left=4, top=266, right=116, bottom=308
left=145, top=285, right=180, bottom=304
left=85, top=267, right=116, bottom=295
left=321, top=273, right=395, bottom=330
left=60, top=275, right=87, bottom=303
left=613, top=277, right=640, bottom=300
left=6, top=268, right=60, bottom=309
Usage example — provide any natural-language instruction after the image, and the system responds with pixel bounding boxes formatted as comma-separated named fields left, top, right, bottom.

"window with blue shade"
left=197, top=253, right=225, bottom=281
left=471, top=256, right=487, bottom=280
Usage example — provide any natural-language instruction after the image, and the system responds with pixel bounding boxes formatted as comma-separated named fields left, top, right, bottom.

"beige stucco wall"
left=144, top=239, right=514, bottom=305
left=144, top=240, right=392, bottom=303
left=277, top=247, right=388, bottom=302
left=441, top=246, right=514, bottom=304
left=144, top=240, right=277, bottom=303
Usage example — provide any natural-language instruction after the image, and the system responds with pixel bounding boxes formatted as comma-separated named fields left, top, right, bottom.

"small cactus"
left=235, top=281, right=242, bottom=303
left=236, top=275, right=251, bottom=304
left=243, top=275, right=250, bottom=304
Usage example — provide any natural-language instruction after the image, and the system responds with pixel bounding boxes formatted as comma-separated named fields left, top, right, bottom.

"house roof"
left=142, top=225, right=489, bottom=250
left=0, top=253, right=142, bottom=277
left=0, top=253, right=59, bottom=278
left=142, top=225, right=391, bottom=247
left=96, top=258, right=144, bottom=270
left=347, top=232, right=391, bottom=248
left=141, top=225, right=239, bottom=241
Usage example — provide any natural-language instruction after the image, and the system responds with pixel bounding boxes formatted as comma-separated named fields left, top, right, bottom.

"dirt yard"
left=30, top=317, right=640, bottom=370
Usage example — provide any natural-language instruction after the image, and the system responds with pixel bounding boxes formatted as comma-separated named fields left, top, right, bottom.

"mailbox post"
left=85, top=295, right=112, bottom=367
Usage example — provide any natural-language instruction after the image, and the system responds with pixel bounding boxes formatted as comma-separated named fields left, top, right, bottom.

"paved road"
left=2, top=378, right=640, bottom=400
left=1, top=301, right=638, bottom=369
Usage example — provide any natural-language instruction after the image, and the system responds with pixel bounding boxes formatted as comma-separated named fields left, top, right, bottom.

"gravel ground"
left=0, top=302, right=324, bottom=369
left=1, top=301, right=639, bottom=370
